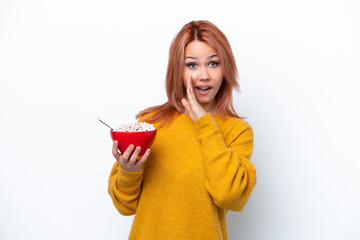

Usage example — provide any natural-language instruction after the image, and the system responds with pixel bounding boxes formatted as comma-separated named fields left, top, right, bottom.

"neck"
left=201, top=101, right=217, bottom=115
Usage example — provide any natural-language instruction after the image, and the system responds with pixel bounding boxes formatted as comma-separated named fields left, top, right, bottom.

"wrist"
left=195, top=109, right=206, bottom=120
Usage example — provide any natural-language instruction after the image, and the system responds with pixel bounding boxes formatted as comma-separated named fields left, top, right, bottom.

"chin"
left=197, top=97, right=214, bottom=103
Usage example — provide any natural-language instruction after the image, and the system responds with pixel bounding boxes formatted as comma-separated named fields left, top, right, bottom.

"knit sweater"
left=108, top=113, right=256, bottom=240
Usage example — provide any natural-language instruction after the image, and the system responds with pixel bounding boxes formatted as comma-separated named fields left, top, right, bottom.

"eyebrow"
left=185, top=54, right=219, bottom=60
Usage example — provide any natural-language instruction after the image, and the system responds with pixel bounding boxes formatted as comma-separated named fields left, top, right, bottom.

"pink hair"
left=136, top=20, right=241, bottom=127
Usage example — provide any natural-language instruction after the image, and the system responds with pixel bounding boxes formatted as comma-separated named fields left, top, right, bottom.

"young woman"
left=108, top=20, right=256, bottom=240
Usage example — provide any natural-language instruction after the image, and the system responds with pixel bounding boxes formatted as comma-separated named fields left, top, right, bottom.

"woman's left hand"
left=181, top=77, right=207, bottom=121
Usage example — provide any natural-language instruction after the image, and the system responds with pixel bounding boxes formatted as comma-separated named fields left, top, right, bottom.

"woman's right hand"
left=112, top=141, right=150, bottom=172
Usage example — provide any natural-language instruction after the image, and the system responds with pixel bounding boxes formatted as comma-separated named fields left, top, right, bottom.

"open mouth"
left=196, top=86, right=212, bottom=95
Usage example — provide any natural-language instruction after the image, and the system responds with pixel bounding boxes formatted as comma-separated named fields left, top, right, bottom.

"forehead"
left=184, top=40, right=217, bottom=57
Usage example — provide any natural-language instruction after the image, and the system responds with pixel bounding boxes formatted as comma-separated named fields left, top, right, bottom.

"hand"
left=181, top=77, right=206, bottom=121
left=112, top=141, right=150, bottom=172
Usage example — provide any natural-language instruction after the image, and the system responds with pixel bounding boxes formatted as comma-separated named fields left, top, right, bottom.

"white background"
left=1, top=0, right=359, bottom=239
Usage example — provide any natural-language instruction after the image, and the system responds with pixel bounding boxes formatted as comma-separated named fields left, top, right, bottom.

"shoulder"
left=137, top=112, right=153, bottom=122
left=137, top=111, right=160, bottom=127
left=214, top=115, right=254, bottom=146
left=221, top=115, right=253, bottom=134
left=136, top=104, right=180, bottom=129
left=220, top=116, right=254, bottom=155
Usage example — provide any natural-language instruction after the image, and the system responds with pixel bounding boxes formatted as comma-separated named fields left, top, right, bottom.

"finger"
left=119, top=156, right=128, bottom=167
left=122, top=144, right=135, bottom=161
left=186, top=77, right=197, bottom=105
left=128, top=146, right=141, bottom=165
left=135, top=149, right=151, bottom=168
left=181, top=98, right=191, bottom=114
left=187, top=77, right=194, bottom=96
left=187, top=90, right=197, bottom=111
left=185, top=78, right=194, bottom=105
left=112, top=141, right=121, bottom=160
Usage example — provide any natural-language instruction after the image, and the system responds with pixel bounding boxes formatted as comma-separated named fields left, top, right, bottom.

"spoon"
left=97, top=117, right=114, bottom=130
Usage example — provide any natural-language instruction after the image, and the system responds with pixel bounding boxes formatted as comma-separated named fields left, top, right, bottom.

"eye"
left=209, top=61, right=219, bottom=67
left=187, top=63, right=197, bottom=69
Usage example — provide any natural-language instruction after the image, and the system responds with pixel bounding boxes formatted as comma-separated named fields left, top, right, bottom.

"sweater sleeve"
left=193, top=113, right=256, bottom=211
left=108, top=161, right=144, bottom=215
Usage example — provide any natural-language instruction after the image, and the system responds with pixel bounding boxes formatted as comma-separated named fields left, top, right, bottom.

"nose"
left=199, top=66, right=210, bottom=81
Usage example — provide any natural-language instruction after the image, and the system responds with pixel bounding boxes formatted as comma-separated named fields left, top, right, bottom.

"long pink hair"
left=136, top=20, right=241, bottom=127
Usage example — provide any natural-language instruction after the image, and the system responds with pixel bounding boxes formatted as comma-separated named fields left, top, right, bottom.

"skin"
left=181, top=40, right=224, bottom=121
left=112, top=142, right=150, bottom=172
left=112, top=40, right=224, bottom=172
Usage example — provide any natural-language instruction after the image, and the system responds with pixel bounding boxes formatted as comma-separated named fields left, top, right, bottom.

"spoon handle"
left=97, top=117, right=113, bottom=130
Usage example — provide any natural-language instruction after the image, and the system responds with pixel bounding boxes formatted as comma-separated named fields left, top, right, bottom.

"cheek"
left=183, top=70, right=197, bottom=87
left=183, top=69, right=192, bottom=79
left=213, top=71, right=224, bottom=88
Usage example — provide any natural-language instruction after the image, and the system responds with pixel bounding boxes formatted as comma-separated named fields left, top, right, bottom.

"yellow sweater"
left=108, top=113, right=256, bottom=240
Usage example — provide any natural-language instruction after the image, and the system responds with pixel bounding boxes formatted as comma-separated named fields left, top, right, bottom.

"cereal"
left=114, top=122, right=156, bottom=132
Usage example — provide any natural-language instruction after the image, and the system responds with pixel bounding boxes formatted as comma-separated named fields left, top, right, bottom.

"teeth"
left=198, top=87, right=210, bottom=90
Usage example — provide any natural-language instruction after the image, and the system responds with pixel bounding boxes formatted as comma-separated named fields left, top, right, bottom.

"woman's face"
left=183, top=40, right=223, bottom=113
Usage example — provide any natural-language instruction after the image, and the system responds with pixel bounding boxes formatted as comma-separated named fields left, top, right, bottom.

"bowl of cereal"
left=110, top=122, right=157, bottom=156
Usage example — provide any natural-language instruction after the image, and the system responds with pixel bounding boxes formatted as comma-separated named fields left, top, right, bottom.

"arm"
left=108, top=142, right=150, bottom=215
left=108, top=161, right=144, bottom=215
left=182, top=77, right=256, bottom=211
left=194, top=113, right=256, bottom=211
